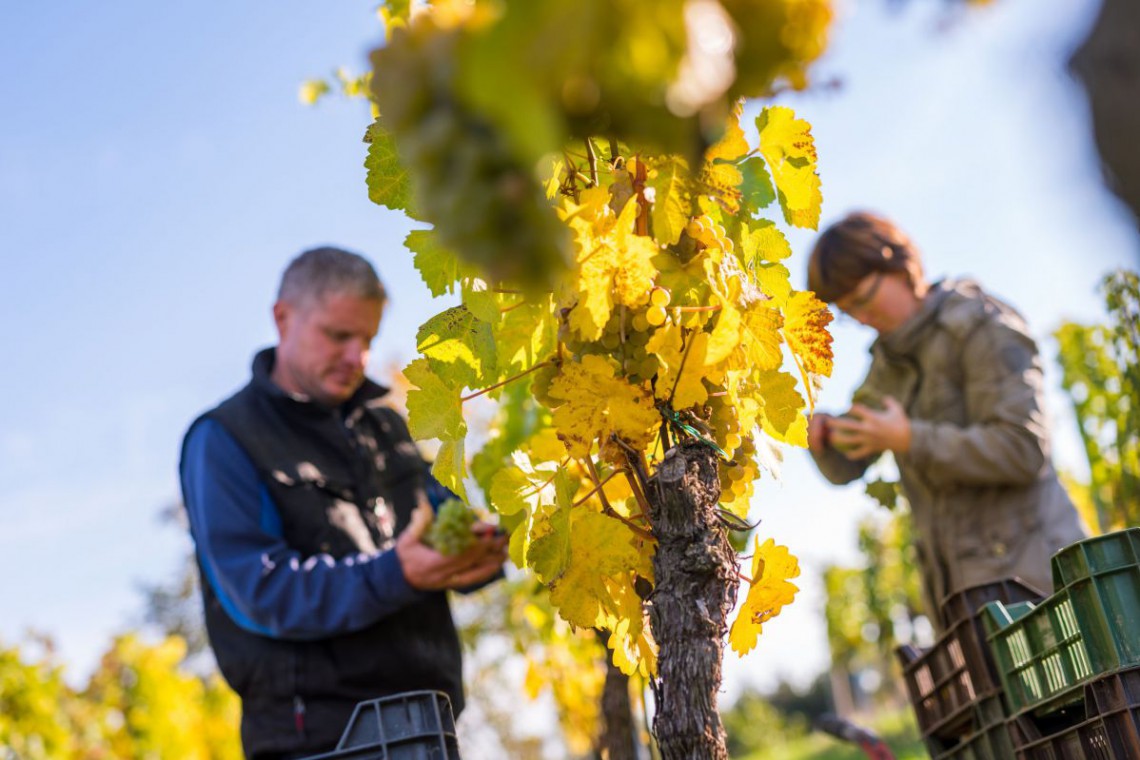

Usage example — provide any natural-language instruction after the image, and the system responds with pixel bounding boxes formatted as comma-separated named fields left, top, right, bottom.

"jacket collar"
left=876, top=279, right=953, bottom=356
left=250, top=347, right=389, bottom=415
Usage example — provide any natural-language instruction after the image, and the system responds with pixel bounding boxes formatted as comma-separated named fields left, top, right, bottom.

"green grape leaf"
left=739, top=156, right=777, bottom=212
left=865, top=478, right=900, bottom=510
left=432, top=439, right=467, bottom=501
left=405, top=230, right=460, bottom=297
left=364, top=121, right=413, bottom=213
left=494, top=299, right=558, bottom=379
left=648, top=156, right=693, bottom=246
left=527, top=468, right=575, bottom=583
left=462, top=277, right=506, bottom=325
left=404, top=358, right=466, bottom=441
left=416, top=305, right=496, bottom=388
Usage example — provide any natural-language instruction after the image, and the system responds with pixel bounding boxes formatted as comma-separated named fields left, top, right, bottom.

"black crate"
left=921, top=696, right=1010, bottom=759
left=898, top=579, right=1044, bottom=741
left=1009, top=668, right=1140, bottom=759
left=301, top=691, right=460, bottom=760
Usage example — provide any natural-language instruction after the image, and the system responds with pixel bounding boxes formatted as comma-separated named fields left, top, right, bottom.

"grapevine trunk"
left=646, top=441, right=739, bottom=760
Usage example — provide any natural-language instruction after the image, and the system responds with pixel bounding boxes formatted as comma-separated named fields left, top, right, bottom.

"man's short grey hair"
left=277, top=247, right=387, bottom=306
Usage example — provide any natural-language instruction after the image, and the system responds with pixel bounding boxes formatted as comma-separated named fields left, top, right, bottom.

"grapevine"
left=364, top=1, right=834, bottom=755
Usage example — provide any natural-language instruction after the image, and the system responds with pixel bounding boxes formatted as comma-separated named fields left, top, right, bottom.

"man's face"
left=272, top=290, right=384, bottom=407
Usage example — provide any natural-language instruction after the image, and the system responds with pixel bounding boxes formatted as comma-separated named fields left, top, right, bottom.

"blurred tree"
left=822, top=506, right=925, bottom=716
left=1054, top=269, right=1140, bottom=531
left=0, top=633, right=241, bottom=759
left=1071, top=0, right=1140, bottom=226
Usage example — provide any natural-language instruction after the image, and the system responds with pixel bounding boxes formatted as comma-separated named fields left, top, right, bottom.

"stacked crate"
left=896, top=578, right=1045, bottom=759
left=982, top=528, right=1140, bottom=759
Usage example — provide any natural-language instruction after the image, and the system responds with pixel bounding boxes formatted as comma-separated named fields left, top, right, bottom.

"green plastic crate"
left=1051, top=529, right=1140, bottom=675
left=984, top=597, right=1095, bottom=714
left=1052, top=529, right=1140, bottom=589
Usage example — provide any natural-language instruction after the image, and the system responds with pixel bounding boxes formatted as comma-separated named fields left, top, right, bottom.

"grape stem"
left=460, top=361, right=552, bottom=402
left=674, top=304, right=722, bottom=313
left=736, top=571, right=755, bottom=585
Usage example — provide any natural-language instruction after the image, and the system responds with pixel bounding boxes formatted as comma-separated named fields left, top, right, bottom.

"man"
left=805, top=212, right=1087, bottom=630
left=180, top=247, right=507, bottom=759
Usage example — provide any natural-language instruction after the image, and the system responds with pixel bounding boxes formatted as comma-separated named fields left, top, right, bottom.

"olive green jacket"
left=812, top=279, right=1087, bottom=627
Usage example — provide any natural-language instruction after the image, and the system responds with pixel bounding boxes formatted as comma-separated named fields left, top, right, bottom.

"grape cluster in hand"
left=425, top=498, right=478, bottom=556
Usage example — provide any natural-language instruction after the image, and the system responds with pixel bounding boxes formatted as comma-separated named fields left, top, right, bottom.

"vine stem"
left=460, top=361, right=552, bottom=402
left=585, top=138, right=599, bottom=186
left=613, top=437, right=654, bottom=520
left=736, top=571, right=755, bottom=585
left=572, top=467, right=625, bottom=509
left=582, top=457, right=614, bottom=512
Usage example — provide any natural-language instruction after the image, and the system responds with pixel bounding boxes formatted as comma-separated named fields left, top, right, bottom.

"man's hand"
left=808, top=412, right=834, bottom=453
left=827, top=396, right=912, bottom=460
left=395, top=503, right=509, bottom=591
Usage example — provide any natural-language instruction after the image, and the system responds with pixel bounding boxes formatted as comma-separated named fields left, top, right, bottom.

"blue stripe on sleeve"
left=180, top=418, right=423, bottom=641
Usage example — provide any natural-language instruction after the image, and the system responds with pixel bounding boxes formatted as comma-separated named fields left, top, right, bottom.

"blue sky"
left=1, top=0, right=1136, bottom=712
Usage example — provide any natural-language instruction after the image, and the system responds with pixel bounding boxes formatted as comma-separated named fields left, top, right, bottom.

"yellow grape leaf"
left=548, top=512, right=644, bottom=629
left=648, top=155, right=693, bottom=246
left=404, top=358, right=466, bottom=441
left=601, top=578, right=658, bottom=677
left=705, top=103, right=749, bottom=163
left=646, top=323, right=710, bottom=409
left=432, top=439, right=467, bottom=501
left=755, top=263, right=793, bottom=306
left=524, top=658, right=545, bottom=700
left=756, top=369, right=805, bottom=439
left=706, top=303, right=742, bottom=364
left=742, top=219, right=793, bottom=263
left=757, top=106, right=822, bottom=230
left=735, top=302, right=784, bottom=372
left=784, top=290, right=834, bottom=376
left=730, top=537, right=801, bottom=655
left=564, top=193, right=661, bottom=340
left=548, top=355, right=660, bottom=459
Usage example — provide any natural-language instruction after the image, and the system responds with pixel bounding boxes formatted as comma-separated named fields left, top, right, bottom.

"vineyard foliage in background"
left=361, top=0, right=835, bottom=678
left=1054, top=268, right=1140, bottom=532
left=0, top=634, right=241, bottom=760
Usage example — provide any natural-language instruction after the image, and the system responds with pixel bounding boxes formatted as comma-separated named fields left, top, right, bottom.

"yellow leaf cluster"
left=758, top=106, right=823, bottom=229
left=548, top=355, right=660, bottom=461
left=730, top=538, right=801, bottom=655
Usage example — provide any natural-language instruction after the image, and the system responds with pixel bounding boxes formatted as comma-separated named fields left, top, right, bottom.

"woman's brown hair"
left=807, top=211, right=925, bottom=303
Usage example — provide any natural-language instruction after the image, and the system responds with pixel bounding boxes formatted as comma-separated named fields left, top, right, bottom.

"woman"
left=805, top=211, right=1087, bottom=629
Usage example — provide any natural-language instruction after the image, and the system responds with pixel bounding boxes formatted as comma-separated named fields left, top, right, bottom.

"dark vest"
left=189, top=349, right=462, bottom=757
